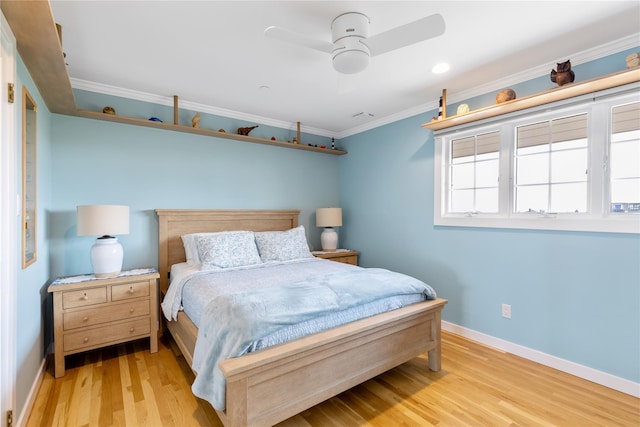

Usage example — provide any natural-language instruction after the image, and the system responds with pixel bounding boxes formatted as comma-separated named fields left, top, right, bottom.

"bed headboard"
left=155, top=209, right=300, bottom=294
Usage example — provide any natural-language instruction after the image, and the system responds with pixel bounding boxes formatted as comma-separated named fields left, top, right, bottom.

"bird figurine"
left=550, top=60, right=575, bottom=87
left=237, top=125, right=258, bottom=136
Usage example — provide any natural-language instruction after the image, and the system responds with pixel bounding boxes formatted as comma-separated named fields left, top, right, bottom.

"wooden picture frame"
left=22, top=87, right=37, bottom=268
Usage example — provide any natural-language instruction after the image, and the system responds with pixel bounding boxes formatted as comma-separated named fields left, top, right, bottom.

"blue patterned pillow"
left=196, top=231, right=262, bottom=269
left=255, top=226, right=314, bottom=262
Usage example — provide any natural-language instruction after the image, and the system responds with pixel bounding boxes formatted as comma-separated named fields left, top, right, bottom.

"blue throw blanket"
left=190, top=268, right=436, bottom=410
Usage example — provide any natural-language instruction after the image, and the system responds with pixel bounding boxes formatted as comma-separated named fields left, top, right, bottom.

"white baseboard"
left=442, top=321, right=640, bottom=398
left=15, top=343, right=52, bottom=427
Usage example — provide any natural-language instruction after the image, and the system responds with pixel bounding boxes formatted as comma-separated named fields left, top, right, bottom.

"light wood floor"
left=26, top=331, right=639, bottom=426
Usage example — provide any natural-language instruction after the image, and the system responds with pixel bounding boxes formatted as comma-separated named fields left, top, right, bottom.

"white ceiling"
left=49, top=1, right=640, bottom=137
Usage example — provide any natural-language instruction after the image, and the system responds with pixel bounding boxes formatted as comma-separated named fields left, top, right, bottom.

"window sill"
left=434, top=215, right=640, bottom=234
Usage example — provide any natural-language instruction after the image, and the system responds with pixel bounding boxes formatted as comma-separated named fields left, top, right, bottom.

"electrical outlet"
left=502, top=304, right=511, bottom=319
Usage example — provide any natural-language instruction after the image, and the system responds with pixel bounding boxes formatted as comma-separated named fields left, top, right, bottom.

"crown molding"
left=71, top=34, right=638, bottom=140
left=70, top=78, right=336, bottom=138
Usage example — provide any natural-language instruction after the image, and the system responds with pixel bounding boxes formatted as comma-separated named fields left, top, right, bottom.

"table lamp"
left=316, top=207, right=342, bottom=251
left=77, top=205, right=130, bottom=278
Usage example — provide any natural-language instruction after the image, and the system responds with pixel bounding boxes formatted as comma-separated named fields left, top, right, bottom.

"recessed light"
left=432, top=63, right=450, bottom=74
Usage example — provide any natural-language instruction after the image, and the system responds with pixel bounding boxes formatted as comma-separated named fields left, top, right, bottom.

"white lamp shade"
left=77, top=205, right=130, bottom=236
left=316, top=208, right=342, bottom=227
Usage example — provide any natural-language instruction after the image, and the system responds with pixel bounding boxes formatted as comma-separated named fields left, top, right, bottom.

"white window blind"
left=452, top=132, right=500, bottom=158
left=612, top=101, right=640, bottom=134
left=516, top=114, right=588, bottom=149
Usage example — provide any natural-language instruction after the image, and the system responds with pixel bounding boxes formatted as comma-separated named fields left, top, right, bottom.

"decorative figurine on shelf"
left=292, top=137, right=298, bottom=144
left=432, top=91, right=447, bottom=121
left=271, top=136, right=276, bottom=141
left=331, top=138, right=336, bottom=150
left=102, top=106, right=115, bottom=115
left=550, top=59, right=575, bottom=87
left=237, top=125, right=258, bottom=136
left=496, top=89, right=516, bottom=104
left=626, top=52, right=639, bottom=68
left=218, top=128, right=226, bottom=133
left=148, top=117, right=163, bottom=122
left=191, top=113, right=201, bottom=128
left=457, top=104, right=470, bottom=115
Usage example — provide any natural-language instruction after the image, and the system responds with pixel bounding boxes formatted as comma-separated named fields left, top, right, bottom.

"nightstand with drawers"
left=48, top=268, right=160, bottom=378
left=313, top=250, right=359, bottom=265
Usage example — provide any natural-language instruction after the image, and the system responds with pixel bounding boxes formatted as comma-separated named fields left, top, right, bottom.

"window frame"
left=434, top=84, right=640, bottom=234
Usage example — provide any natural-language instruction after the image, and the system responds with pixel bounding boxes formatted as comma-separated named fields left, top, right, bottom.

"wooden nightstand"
left=313, top=250, right=359, bottom=265
left=48, top=268, right=160, bottom=378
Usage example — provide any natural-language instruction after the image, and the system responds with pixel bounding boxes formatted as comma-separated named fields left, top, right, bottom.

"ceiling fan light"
left=333, top=50, right=370, bottom=74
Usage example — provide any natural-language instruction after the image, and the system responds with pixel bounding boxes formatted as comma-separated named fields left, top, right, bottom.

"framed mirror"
left=22, top=87, right=37, bottom=268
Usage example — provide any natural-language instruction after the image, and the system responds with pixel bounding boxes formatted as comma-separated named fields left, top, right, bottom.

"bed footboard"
left=217, top=298, right=446, bottom=427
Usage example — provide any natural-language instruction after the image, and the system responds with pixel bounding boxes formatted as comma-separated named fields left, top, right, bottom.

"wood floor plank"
left=26, top=332, right=639, bottom=427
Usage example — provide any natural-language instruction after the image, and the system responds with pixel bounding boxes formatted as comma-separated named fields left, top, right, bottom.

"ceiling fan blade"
left=264, top=26, right=334, bottom=54
left=367, top=13, right=445, bottom=57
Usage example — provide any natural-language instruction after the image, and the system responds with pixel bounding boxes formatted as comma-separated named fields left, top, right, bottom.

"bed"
left=156, top=209, right=447, bottom=427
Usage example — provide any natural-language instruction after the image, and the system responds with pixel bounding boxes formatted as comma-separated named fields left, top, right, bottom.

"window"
left=449, top=132, right=500, bottom=213
left=514, top=114, right=588, bottom=214
left=434, top=88, right=639, bottom=234
left=610, top=102, right=640, bottom=214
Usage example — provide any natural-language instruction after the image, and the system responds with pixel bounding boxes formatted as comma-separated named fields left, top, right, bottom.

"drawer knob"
left=83, top=337, right=89, bottom=343
left=128, top=286, right=134, bottom=294
left=129, top=308, right=135, bottom=313
left=129, top=327, right=135, bottom=333
left=83, top=316, right=89, bottom=322
left=82, top=292, right=88, bottom=300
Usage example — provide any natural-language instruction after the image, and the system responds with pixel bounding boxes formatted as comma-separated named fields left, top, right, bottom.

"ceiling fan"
left=264, top=12, right=446, bottom=74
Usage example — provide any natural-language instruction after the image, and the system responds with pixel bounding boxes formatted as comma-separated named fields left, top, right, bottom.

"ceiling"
left=49, top=1, right=640, bottom=137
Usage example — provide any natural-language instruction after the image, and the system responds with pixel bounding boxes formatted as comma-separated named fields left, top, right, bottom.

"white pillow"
left=254, top=226, right=314, bottom=262
left=196, top=231, right=262, bottom=269
left=181, top=233, right=205, bottom=266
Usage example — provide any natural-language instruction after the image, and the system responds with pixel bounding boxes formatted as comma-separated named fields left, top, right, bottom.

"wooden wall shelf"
left=2, top=1, right=77, bottom=115
left=4, top=1, right=346, bottom=156
left=76, top=110, right=347, bottom=155
left=422, top=67, right=640, bottom=132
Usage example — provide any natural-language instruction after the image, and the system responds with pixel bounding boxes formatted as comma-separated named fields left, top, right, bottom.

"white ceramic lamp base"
left=320, top=227, right=338, bottom=252
left=90, top=236, right=123, bottom=278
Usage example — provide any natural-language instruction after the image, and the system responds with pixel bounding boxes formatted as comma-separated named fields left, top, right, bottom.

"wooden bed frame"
left=156, top=209, right=447, bottom=427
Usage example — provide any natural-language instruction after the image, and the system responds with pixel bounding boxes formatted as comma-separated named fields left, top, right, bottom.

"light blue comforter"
left=190, top=267, right=436, bottom=410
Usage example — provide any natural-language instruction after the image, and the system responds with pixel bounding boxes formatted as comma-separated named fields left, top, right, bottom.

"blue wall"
left=50, top=100, right=340, bottom=277
left=338, top=51, right=640, bottom=383
left=16, top=57, right=53, bottom=415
